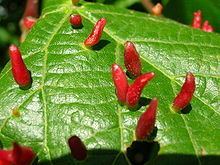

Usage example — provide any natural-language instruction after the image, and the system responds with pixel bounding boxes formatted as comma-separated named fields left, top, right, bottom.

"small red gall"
left=202, top=20, right=214, bottom=32
left=0, top=142, right=36, bottom=165
left=126, top=72, right=155, bottom=109
left=172, top=72, right=196, bottom=112
left=111, top=63, right=129, bottom=104
left=9, top=45, right=32, bottom=89
left=23, top=16, right=37, bottom=30
left=151, top=3, right=163, bottom=16
left=69, top=14, right=82, bottom=28
left=124, top=41, right=142, bottom=78
left=192, top=10, right=202, bottom=29
left=136, top=98, right=158, bottom=140
left=68, top=135, right=87, bottom=161
left=84, top=18, right=107, bottom=47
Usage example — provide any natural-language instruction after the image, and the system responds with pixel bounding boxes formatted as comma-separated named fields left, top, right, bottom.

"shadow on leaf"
left=92, top=40, right=111, bottom=51
left=180, top=104, right=192, bottom=114
left=30, top=146, right=220, bottom=165
left=129, top=97, right=152, bottom=111
left=153, top=154, right=220, bottom=165
left=127, top=141, right=160, bottom=165
left=71, top=24, right=84, bottom=29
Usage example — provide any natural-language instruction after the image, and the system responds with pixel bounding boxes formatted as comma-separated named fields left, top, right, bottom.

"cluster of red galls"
left=2, top=6, right=203, bottom=164
left=112, top=40, right=196, bottom=140
left=192, top=10, right=214, bottom=32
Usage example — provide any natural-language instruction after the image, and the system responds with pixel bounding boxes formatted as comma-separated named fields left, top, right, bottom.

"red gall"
left=84, top=18, right=107, bottom=47
left=192, top=10, right=202, bottom=29
left=70, top=14, right=82, bottom=28
left=68, top=135, right=87, bottom=161
left=111, top=64, right=129, bottom=104
left=9, top=45, right=32, bottom=89
left=124, top=41, right=142, bottom=78
left=136, top=98, right=158, bottom=140
left=202, top=20, right=214, bottom=32
left=172, top=72, right=196, bottom=112
left=126, top=72, right=155, bottom=108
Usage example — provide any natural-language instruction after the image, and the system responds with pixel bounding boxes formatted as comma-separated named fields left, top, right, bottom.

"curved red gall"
left=126, top=72, right=155, bottom=108
left=9, top=45, right=32, bottom=88
left=84, top=18, right=106, bottom=47
left=69, top=14, right=82, bottom=27
left=124, top=41, right=141, bottom=78
left=68, top=135, right=87, bottom=161
left=172, top=72, right=196, bottom=112
left=136, top=98, right=158, bottom=140
left=111, top=64, right=129, bottom=104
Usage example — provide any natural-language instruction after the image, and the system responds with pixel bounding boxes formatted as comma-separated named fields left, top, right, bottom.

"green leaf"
left=163, top=0, right=220, bottom=33
left=0, top=1, right=220, bottom=164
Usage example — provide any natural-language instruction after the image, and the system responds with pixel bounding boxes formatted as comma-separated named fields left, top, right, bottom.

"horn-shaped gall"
left=111, top=64, right=129, bottom=104
left=9, top=45, right=32, bottom=89
left=84, top=18, right=106, bottom=47
left=124, top=41, right=142, bottom=78
left=126, top=72, right=155, bottom=109
left=172, top=72, right=196, bottom=112
left=136, top=98, right=158, bottom=140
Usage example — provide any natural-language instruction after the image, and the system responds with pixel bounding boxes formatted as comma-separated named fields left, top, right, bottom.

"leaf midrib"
left=39, top=10, right=72, bottom=164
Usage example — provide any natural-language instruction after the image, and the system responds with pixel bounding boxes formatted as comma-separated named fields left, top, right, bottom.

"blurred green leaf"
left=0, top=28, right=11, bottom=45
left=163, top=0, right=220, bottom=32
left=161, top=0, right=169, bottom=6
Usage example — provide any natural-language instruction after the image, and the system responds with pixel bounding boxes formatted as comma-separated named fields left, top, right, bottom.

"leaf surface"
left=0, top=1, right=220, bottom=164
